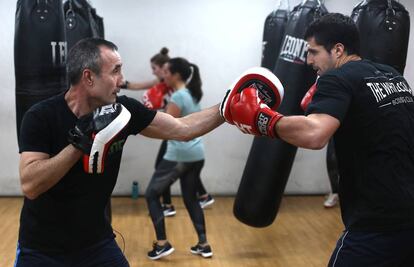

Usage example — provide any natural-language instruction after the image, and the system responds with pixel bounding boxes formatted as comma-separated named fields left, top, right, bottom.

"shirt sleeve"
left=119, top=96, right=157, bottom=135
left=169, top=90, right=186, bottom=110
left=19, top=108, right=52, bottom=154
left=306, top=73, right=352, bottom=122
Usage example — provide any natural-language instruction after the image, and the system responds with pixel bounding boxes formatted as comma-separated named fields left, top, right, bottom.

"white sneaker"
left=162, top=204, right=176, bottom=217
left=199, top=194, right=215, bottom=209
left=324, top=193, right=339, bottom=208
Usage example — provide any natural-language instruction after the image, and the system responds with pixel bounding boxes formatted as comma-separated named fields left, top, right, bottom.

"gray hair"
left=67, top=38, right=118, bottom=85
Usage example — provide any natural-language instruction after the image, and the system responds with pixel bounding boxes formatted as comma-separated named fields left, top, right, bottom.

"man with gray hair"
left=15, top=38, right=223, bottom=266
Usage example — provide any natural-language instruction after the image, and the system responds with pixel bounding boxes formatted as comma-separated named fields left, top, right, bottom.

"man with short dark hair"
left=15, top=38, right=223, bottom=266
left=227, top=13, right=414, bottom=266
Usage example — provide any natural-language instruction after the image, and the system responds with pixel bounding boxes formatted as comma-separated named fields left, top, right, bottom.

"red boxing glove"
left=220, top=67, right=284, bottom=124
left=300, top=82, right=317, bottom=111
left=142, top=82, right=171, bottom=110
left=230, top=88, right=284, bottom=138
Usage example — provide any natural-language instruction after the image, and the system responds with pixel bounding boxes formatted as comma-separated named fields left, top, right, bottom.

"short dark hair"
left=304, top=13, right=360, bottom=56
left=67, top=38, right=118, bottom=85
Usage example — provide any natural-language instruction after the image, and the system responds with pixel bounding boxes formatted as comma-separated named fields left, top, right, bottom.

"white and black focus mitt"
left=68, top=103, right=131, bottom=174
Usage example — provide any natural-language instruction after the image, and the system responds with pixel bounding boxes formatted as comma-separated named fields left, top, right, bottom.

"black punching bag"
left=14, top=0, right=67, bottom=141
left=261, top=8, right=289, bottom=71
left=234, top=0, right=327, bottom=227
left=64, top=0, right=105, bottom=51
left=351, top=0, right=410, bottom=74
left=90, top=6, right=105, bottom=38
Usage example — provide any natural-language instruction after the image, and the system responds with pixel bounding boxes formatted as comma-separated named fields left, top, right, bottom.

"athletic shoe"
left=324, top=193, right=339, bottom=208
left=162, top=204, right=176, bottom=217
left=147, top=241, right=175, bottom=260
left=199, top=194, right=215, bottom=209
left=190, top=243, right=213, bottom=258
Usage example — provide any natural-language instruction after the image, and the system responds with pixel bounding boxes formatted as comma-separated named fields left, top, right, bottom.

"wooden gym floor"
left=0, top=196, right=343, bottom=267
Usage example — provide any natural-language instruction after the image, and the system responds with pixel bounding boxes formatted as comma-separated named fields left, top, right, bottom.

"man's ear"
left=333, top=43, right=345, bottom=58
left=83, top=69, right=94, bottom=86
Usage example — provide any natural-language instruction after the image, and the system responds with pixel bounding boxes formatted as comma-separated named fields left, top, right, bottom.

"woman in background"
left=145, top=57, right=213, bottom=260
left=122, top=49, right=213, bottom=216
left=323, top=138, right=339, bottom=208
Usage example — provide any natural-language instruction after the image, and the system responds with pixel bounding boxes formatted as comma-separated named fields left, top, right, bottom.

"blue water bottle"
left=132, top=181, right=139, bottom=199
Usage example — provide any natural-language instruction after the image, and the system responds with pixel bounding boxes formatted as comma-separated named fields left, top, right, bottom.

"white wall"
left=1, top=0, right=413, bottom=196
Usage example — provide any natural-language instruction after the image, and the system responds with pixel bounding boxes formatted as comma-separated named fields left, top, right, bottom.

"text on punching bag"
left=51, top=41, right=67, bottom=66
left=279, top=35, right=307, bottom=65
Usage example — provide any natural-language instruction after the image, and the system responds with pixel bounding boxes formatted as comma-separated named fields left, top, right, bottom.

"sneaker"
left=147, top=241, right=175, bottom=260
left=324, top=193, right=339, bottom=208
left=190, top=243, right=213, bottom=258
left=199, top=194, right=215, bottom=209
left=162, top=204, right=176, bottom=217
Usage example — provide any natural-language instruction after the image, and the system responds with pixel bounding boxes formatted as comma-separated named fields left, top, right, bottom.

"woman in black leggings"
left=146, top=57, right=212, bottom=260
left=122, top=48, right=213, bottom=216
left=324, top=138, right=340, bottom=208
left=153, top=140, right=213, bottom=216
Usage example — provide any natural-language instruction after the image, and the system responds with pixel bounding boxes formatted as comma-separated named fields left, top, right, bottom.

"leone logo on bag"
left=51, top=41, right=67, bottom=66
left=279, top=35, right=308, bottom=65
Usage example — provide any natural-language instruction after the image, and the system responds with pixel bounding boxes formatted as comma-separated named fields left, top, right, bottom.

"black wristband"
left=120, top=80, right=129, bottom=89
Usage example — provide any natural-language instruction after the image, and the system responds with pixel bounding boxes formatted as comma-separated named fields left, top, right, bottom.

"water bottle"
left=132, top=181, right=139, bottom=199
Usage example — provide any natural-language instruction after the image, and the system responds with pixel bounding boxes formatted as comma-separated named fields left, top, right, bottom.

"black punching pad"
left=64, top=0, right=104, bottom=51
left=14, top=0, right=67, bottom=141
left=261, top=9, right=289, bottom=71
left=351, top=0, right=410, bottom=74
left=233, top=0, right=327, bottom=227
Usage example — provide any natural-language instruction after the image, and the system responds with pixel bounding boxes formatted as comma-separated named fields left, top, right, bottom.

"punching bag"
left=64, top=0, right=105, bottom=51
left=261, top=8, right=289, bottom=71
left=234, top=0, right=328, bottom=227
left=14, top=0, right=67, bottom=141
left=351, top=0, right=410, bottom=74
left=90, top=6, right=105, bottom=38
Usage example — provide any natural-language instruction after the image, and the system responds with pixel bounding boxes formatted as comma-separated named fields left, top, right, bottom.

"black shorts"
left=328, top=228, right=414, bottom=267
left=14, top=237, right=129, bottom=267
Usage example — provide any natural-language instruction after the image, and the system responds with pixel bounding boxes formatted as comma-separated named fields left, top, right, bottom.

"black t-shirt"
left=307, top=59, right=414, bottom=231
left=18, top=93, right=156, bottom=251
